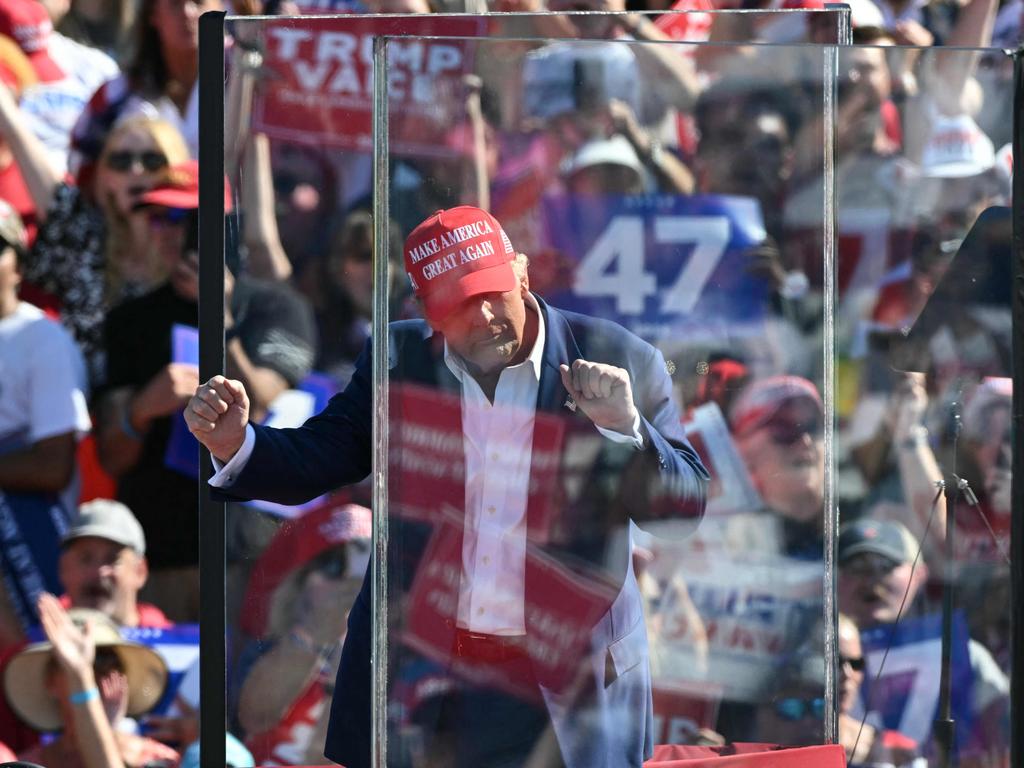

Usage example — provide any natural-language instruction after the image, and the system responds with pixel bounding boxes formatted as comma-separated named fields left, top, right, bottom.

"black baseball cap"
left=838, top=519, right=918, bottom=566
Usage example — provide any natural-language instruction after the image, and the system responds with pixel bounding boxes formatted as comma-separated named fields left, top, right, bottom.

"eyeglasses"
left=105, top=150, right=169, bottom=173
left=840, top=655, right=866, bottom=672
left=773, top=696, right=825, bottom=721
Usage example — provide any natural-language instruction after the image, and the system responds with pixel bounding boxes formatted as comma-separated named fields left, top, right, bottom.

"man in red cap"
left=187, top=205, right=708, bottom=768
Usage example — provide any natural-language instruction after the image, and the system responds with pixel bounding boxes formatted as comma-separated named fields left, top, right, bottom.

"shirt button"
left=482, top=556, right=490, bottom=565
left=478, top=607, right=486, bottom=616
left=487, top=505, right=496, bottom=515
left=491, top=452, right=500, bottom=462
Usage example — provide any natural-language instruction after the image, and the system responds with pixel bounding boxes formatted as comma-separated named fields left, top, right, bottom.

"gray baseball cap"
left=62, top=499, right=146, bottom=555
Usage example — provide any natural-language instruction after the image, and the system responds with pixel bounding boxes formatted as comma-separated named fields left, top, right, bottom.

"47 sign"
left=541, top=194, right=769, bottom=340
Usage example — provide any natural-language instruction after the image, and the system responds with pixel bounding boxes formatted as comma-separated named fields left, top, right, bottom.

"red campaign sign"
left=651, top=684, right=721, bottom=745
left=387, top=382, right=567, bottom=536
left=654, top=0, right=714, bottom=43
left=387, top=384, right=466, bottom=522
left=784, top=217, right=914, bottom=297
left=289, top=745, right=848, bottom=768
left=402, top=514, right=618, bottom=697
left=253, top=16, right=488, bottom=157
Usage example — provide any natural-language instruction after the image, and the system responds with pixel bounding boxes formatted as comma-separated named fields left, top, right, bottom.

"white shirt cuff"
left=208, top=424, right=256, bottom=487
left=596, top=411, right=644, bottom=450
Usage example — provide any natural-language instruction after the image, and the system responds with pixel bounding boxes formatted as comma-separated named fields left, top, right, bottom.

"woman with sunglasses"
left=0, top=79, right=189, bottom=387
left=730, top=375, right=827, bottom=560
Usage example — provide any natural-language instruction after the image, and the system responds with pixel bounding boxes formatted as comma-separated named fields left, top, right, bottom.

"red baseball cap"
left=241, top=500, right=371, bottom=636
left=0, top=0, right=63, bottom=83
left=135, top=159, right=234, bottom=213
left=730, top=375, right=822, bottom=437
left=404, top=205, right=518, bottom=324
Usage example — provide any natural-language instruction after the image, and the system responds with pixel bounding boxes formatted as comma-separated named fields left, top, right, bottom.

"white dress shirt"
left=211, top=294, right=641, bottom=635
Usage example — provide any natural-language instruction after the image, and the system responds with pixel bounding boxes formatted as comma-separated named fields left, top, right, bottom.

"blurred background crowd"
left=0, top=0, right=1017, bottom=764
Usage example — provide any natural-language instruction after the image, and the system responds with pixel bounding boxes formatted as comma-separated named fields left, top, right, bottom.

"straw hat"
left=2, top=609, right=168, bottom=732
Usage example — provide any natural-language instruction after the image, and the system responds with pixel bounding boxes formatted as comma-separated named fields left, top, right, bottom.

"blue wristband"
left=69, top=688, right=99, bottom=705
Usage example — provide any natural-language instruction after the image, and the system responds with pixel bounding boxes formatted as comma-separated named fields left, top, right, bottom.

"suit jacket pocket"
left=605, top=617, right=646, bottom=689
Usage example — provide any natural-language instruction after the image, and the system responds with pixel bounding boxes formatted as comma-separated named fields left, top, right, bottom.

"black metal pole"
left=934, top=465, right=958, bottom=768
left=1009, top=43, right=1024, bottom=768
left=198, top=10, right=226, bottom=768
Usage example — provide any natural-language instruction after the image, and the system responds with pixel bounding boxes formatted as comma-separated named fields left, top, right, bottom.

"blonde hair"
left=512, top=252, right=529, bottom=281
left=96, top=116, right=190, bottom=302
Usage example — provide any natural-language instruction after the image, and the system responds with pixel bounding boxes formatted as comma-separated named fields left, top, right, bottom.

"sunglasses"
left=773, top=696, right=825, bottom=721
left=840, top=655, right=866, bottom=672
left=105, top=150, right=169, bottom=173
left=765, top=415, right=823, bottom=445
left=148, top=207, right=191, bottom=226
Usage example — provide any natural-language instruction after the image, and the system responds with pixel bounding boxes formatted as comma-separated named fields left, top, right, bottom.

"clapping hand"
left=38, top=592, right=94, bottom=682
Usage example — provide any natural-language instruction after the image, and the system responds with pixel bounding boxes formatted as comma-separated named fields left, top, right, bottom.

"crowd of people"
left=0, top=0, right=1017, bottom=764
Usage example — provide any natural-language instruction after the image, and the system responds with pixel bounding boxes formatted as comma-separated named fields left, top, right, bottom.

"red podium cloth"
left=646, top=743, right=847, bottom=767
left=292, top=744, right=847, bottom=768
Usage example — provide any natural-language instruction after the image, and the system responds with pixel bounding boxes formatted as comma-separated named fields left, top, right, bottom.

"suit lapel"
left=525, top=299, right=583, bottom=630
left=535, top=296, right=582, bottom=416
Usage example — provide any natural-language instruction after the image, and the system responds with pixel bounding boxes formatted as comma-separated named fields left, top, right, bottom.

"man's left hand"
left=559, top=359, right=638, bottom=436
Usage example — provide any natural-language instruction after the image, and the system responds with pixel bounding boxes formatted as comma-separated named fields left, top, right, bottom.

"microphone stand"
left=933, top=398, right=980, bottom=768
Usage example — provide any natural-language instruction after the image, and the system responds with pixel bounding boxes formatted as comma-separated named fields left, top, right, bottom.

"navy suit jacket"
left=215, top=296, right=708, bottom=767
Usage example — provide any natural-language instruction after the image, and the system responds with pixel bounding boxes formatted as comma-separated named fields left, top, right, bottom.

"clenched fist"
left=185, top=376, right=250, bottom=463
left=559, top=359, right=639, bottom=437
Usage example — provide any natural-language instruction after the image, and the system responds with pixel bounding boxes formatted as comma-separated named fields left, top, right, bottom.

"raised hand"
left=891, top=372, right=928, bottom=442
left=185, top=375, right=251, bottom=463
left=133, top=362, right=201, bottom=423
left=38, top=592, right=94, bottom=679
left=100, top=671, right=129, bottom=724
left=559, top=359, right=639, bottom=437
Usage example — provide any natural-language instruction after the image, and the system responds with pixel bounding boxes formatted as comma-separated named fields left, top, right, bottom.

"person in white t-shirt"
left=0, top=0, right=119, bottom=174
left=0, top=198, right=91, bottom=643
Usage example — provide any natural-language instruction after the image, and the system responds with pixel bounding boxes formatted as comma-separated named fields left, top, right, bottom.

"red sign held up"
left=253, top=16, right=488, bottom=157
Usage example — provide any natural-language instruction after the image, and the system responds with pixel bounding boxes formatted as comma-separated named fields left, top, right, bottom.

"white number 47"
left=574, top=215, right=730, bottom=315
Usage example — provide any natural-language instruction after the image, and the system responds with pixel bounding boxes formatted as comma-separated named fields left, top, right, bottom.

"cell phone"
left=573, top=59, right=607, bottom=112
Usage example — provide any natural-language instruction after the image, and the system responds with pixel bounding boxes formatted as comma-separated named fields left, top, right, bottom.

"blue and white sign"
left=860, top=612, right=973, bottom=752
left=164, top=324, right=201, bottom=478
left=25, top=623, right=200, bottom=715
left=540, top=194, right=769, bottom=342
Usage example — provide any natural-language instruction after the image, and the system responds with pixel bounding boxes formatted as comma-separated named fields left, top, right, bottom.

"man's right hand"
left=185, top=376, right=250, bottom=463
